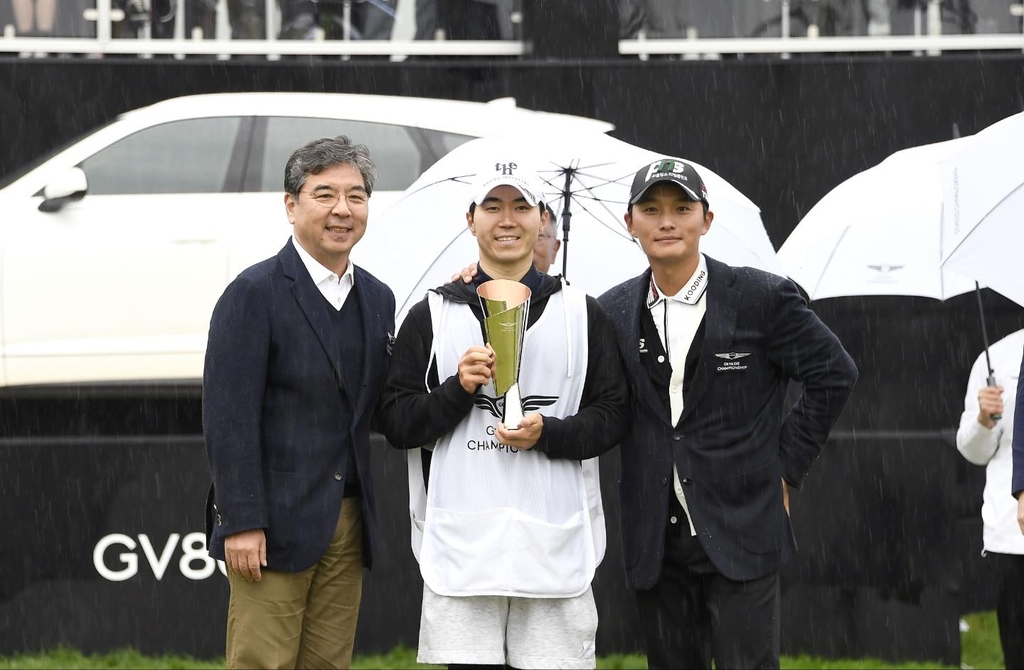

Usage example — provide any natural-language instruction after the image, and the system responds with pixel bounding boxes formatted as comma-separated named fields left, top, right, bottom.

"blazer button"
left=334, top=472, right=343, bottom=481
left=216, top=514, right=222, bottom=526
left=672, top=434, right=681, bottom=442
left=682, top=478, right=693, bottom=485
left=660, top=476, right=668, bottom=486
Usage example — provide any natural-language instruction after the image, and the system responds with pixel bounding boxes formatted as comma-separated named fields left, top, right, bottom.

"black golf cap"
left=629, top=158, right=709, bottom=207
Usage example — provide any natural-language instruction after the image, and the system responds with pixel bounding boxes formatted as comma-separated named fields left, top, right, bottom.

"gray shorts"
left=416, top=584, right=598, bottom=669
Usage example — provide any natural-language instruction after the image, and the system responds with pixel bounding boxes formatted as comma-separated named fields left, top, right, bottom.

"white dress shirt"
left=292, top=236, right=355, bottom=311
left=647, top=253, right=709, bottom=537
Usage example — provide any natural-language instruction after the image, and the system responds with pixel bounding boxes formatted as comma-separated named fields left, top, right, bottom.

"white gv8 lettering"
left=93, top=532, right=227, bottom=582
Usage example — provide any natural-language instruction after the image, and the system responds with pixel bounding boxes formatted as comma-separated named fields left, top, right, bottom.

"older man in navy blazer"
left=203, top=136, right=395, bottom=669
left=599, top=159, right=858, bottom=669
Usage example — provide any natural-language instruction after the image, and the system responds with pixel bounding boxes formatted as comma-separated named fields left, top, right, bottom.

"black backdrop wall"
left=2, top=54, right=1024, bottom=664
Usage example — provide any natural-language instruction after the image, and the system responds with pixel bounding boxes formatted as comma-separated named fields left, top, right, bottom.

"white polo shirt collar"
left=647, top=253, right=709, bottom=310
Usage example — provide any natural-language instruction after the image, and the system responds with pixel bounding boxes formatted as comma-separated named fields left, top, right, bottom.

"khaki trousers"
left=226, top=497, right=363, bottom=669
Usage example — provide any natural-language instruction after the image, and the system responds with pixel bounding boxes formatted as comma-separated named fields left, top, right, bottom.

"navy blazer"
left=599, top=256, right=857, bottom=587
left=203, top=241, right=395, bottom=572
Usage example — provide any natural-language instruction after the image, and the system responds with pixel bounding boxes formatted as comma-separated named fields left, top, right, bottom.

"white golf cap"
left=469, top=161, right=546, bottom=210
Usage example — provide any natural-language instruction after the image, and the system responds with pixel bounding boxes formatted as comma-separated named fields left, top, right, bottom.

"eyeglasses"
left=299, top=189, right=368, bottom=209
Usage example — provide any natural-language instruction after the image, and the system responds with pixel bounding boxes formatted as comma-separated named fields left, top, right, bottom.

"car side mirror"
left=39, top=167, right=88, bottom=213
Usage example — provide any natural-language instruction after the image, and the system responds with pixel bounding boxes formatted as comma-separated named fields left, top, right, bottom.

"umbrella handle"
left=560, top=170, right=573, bottom=280
left=986, top=375, right=1003, bottom=422
left=976, top=283, right=1001, bottom=421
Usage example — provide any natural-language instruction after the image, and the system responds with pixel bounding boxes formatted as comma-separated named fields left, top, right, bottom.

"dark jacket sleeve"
left=1012, top=345, right=1024, bottom=498
left=376, top=299, right=477, bottom=449
left=532, top=296, right=630, bottom=461
left=202, top=275, right=271, bottom=536
left=767, top=277, right=858, bottom=489
left=369, top=285, right=398, bottom=436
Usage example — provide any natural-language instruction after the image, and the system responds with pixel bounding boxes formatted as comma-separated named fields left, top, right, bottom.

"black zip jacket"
left=376, top=265, right=629, bottom=461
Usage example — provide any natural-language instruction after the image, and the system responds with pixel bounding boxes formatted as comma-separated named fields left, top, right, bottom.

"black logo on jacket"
left=473, top=394, right=559, bottom=419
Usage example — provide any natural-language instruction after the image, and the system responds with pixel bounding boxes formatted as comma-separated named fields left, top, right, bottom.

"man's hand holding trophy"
left=476, top=278, right=543, bottom=448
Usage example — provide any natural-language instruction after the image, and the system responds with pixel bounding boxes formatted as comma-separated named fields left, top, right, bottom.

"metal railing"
left=0, top=0, right=1021, bottom=58
left=622, top=0, right=1024, bottom=58
left=621, top=33, right=1024, bottom=58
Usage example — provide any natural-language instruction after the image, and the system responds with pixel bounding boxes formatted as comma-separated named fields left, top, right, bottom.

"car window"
left=79, top=118, right=243, bottom=195
left=414, top=128, right=474, bottom=171
left=258, top=118, right=446, bottom=193
left=437, top=131, right=473, bottom=155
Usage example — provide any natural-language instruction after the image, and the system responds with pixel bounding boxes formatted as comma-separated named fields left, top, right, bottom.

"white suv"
left=0, top=92, right=612, bottom=390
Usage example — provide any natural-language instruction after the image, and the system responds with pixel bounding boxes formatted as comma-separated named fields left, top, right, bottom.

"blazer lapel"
left=679, top=257, right=739, bottom=424
left=619, top=270, right=675, bottom=429
left=279, top=242, right=351, bottom=402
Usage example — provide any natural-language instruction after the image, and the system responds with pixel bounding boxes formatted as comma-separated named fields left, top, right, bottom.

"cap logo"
left=645, top=159, right=688, bottom=183
left=495, top=162, right=518, bottom=176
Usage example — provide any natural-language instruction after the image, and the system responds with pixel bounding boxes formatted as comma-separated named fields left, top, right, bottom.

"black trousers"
left=635, top=499, right=780, bottom=670
left=991, top=552, right=1024, bottom=669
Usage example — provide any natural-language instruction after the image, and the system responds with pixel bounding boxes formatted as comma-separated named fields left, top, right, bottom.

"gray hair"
left=542, top=210, right=561, bottom=239
left=284, top=136, right=378, bottom=197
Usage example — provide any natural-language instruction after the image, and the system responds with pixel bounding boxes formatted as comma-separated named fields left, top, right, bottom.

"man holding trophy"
left=377, top=159, right=629, bottom=669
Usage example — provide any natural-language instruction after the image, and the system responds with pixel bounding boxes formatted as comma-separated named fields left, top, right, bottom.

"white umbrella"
left=777, top=137, right=977, bottom=301
left=940, top=111, right=1024, bottom=308
left=778, top=127, right=1021, bottom=419
left=358, top=133, right=782, bottom=323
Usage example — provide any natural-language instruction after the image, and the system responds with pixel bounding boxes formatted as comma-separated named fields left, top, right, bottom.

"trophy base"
left=503, top=383, right=524, bottom=430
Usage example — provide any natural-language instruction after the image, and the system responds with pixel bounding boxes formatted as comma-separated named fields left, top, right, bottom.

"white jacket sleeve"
left=956, top=351, right=1002, bottom=465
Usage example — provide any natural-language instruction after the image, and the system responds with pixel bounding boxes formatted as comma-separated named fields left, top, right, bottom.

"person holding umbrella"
left=958, top=329, right=1024, bottom=669
left=598, top=158, right=858, bottom=669
left=376, top=157, right=628, bottom=670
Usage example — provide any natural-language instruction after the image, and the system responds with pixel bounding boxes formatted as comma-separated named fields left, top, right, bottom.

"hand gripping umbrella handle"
left=977, top=283, right=1001, bottom=422
left=987, top=375, right=1003, bottom=422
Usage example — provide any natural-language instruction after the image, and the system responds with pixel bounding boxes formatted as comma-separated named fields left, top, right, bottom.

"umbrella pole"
left=975, top=281, right=1002, bottom=420
left=560, top=169, right=574, bottom=280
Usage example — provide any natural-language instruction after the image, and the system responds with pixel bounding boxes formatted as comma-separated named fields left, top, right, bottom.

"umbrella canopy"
left=941, top=111, right=1024, bottom=308
left=358, top=133, right=782, bottom=323
left=777, top=138, right=978, bottom=301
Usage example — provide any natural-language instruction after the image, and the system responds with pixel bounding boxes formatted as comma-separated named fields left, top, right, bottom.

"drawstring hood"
left=561, top=277, right=574, bottom=380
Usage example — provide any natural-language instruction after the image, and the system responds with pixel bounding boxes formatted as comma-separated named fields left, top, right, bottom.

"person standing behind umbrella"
left=377, top=158, right=628, bottom=669
left=203, top=136, right=395, bottom=669
left=598, top=158, right=858, bottom=669
left=533, top=212, right=562, bottom=274
left=958, top=328, right=1024, bottom=670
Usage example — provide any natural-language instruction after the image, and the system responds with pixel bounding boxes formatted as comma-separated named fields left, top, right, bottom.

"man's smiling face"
left=468, top=184, right=544, bottom=270
left=625, top=182, right=712, bottom=267
left=285, top=162, right=369, bottom=271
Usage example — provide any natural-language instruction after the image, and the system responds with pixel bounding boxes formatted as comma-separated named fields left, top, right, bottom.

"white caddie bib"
left=406, top=284, right=602, bottom=598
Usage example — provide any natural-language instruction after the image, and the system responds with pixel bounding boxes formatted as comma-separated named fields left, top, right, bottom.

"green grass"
left=0, top=611, right=1005, bottom=669
left=961, top=610, right=1004, bottom=670
left=0, top=647, right=224, bottom=669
